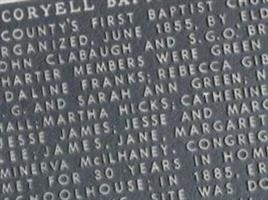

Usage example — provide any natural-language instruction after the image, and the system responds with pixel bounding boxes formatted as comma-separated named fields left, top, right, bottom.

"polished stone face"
left=0, top=0, right=268, bottom=200
left=0, top=0, right=30, bottom=4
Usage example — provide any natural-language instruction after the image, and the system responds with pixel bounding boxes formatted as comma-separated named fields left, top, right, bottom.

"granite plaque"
left=0, top=0, right=268, bottom=199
